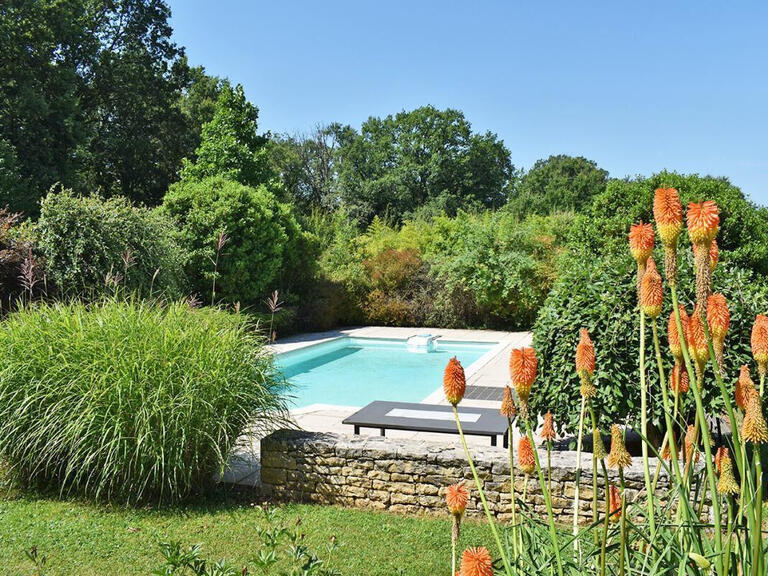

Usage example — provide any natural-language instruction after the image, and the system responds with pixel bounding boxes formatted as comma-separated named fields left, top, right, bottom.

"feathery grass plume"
left=742, top=390, right=768, bottom=444
left=575, top=328, right=596, bottom=398
left=735, top=364, right=756, bottom=412
left=593, top=428, right=607, bottom=459
left=541, top=412, right=556, bottom=442
left=668, top=305, right=689, bottom=362
left=608, top=484, right=622, bottom=523
left=707, top=293, right=730, bottom=372
left=687, top=200, right=719, bottom=310
left=684, top=424, right=700, bottom=465
left=670, top=362, right=690, bottom=395
left=608, top=424, right=632, bottom=469
left=510, top=347, right=537, bottom=416
left=653, top=187, right=683, bottom=284
left=500, top=385, right=516, bottom=418
left=716, top=448, right=740, bottom=496
left=686, top=305, right=709, bottom=375
left=629, top=222, right=655, bottom=298
left=518, top=436, right=536, bottom=475
left=751, top=314, right=768, bottom=378
left=640, top=257, right=663, bottom=318
left=444, top=357, right=466, bottom=406
left=459, top=547, right=494, bottom=576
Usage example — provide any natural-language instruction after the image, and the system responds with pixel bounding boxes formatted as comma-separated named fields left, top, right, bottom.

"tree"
left=180, top=84, right=272, bottom=187
left=335, top=106, right=515, bottom=224
left=508, top=155, right=608, bottom=218
left=269, top=123, right=348, bottom=212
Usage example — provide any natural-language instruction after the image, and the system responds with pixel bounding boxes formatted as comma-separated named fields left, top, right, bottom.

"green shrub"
left=162, top=176, right=318, bottom=305
left=0, top=299, right=287, bottom=504
left=532, top=250, right=768, bottom=434
left=35, top=190, right=187, bottom=297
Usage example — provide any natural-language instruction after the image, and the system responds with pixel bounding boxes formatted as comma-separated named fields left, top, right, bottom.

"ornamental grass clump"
left=0, top=299, right=287, bottom=504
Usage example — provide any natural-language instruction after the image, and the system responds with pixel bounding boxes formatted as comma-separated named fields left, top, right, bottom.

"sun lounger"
left=342, top=400, right=509, bottom=447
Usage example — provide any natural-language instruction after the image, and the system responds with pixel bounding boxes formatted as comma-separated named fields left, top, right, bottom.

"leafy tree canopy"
left=335, top=106, right=515, bottom=224
left=507, top=154, right=608, bottom=218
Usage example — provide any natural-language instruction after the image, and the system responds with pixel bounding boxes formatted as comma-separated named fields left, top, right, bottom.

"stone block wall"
left=260, top=430, right=668, bottom=523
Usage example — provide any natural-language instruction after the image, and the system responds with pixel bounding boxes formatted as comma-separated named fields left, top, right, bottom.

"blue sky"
left=168, top=1, right=768, bottom=207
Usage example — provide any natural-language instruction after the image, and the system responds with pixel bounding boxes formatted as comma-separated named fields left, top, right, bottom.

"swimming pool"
left=276, top=337, right=498, bottom=408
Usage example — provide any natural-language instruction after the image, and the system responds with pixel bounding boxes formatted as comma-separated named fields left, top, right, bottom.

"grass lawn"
left=0, top=488, right=494, bottom=575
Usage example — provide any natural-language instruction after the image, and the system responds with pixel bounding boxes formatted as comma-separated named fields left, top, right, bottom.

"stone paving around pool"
left=223, top=326, right=532, bottom=487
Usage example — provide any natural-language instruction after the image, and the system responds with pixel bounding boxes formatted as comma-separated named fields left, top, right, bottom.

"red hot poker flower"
left=518, top=437, right=536, bottom=475
left=629, top=222, right=655, bottom=265
left=640, top=257, right=663, bottom=318
left=443, top=357, right=466, bottom=406
left=751, top=314, right=768, bottom=376
left=687, top=201, right=720, bottom=246
left=510, top=347, right=537, bottom=405
left=653, top=187, right=683, bottom=246
left=460, top=547, right=494, bottom=576
left=446, top=483, right=469, bottom=517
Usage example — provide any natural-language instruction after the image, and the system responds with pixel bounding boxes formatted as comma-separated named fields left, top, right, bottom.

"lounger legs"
left=353, top=425, right=360, bottom=435
left=380, top=428, right=385, bottom=437
left=491, top=435, right=497, bottom=447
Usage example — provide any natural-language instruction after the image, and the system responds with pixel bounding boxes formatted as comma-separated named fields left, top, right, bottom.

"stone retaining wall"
left=260, top=430, right=670, bottom=523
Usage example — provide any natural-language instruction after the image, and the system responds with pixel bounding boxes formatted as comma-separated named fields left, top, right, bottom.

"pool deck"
left=223, top=326, right=532, bottom=485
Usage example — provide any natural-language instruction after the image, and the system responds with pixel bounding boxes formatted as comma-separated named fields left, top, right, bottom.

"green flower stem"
left=547, top=440, right=553, bottom=496
left=588, top=405, right=600, bottom=547
left=507, top=417, right=518, bottom=561
left=451, top=533, right=457, bottom=576
left=573, top=395, right=587, bottom=556
left=599, top=459, right=610, bottom=576
left=525, top=421, right=564, bottom=576
left=452, top=406, right=513, bottom=575
left=639, top=311, right=657, bottom=541
left=761, top=374, right=765, bottom=397
left=670, top=286, right=724, bottom=576
left=651, top=319, right=700, bottom=546
left=619, top=467, right=628, bottom=576
left=752, top=447, right=764, bottom=576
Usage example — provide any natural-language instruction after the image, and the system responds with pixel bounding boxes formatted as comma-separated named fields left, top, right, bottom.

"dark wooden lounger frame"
left=342, top=400, right=509, bottom=448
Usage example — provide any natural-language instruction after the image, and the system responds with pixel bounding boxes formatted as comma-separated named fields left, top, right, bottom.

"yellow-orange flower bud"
left=686, top=201, right=720, bottom=246
left=518, top=436, right=536, bottom=475
left=510, top=347, right=537, bottom=406
left=670, top=362, right=690, bottom=395
left=446, top=483, right=469, bottom=517
left=742, top=390, right=768, bottom=444
left=736, top=365, right=756, bottom=412
left=540, top=412, right=556, bottom=442
left=460, top=547, right=494, bottom=576
left=608, top=424, right=631, bottom=470
left=751, top=314, right=768, bottom=377
left=443, top=357, right=466, bottom=406
left=668, top=305, right=689, bottom=362
left=608, top=484, right=622, bottom=523
left=653, top=187, right=683, bottom=246
left=640, top=257, right=663, bottom=318
left=500, top=385, right=516, bottom=418
left=629, top=222, right=655, bottom=265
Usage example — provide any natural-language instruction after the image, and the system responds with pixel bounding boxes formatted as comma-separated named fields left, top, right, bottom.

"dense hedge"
left=35, top=190, right=187, bottom=298
left=0, top=299, right=287, bottom=503
left=532, top=250, right=768, bottom=435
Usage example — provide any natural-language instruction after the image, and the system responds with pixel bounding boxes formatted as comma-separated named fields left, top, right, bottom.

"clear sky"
left=168, top=1, right=768, bottom=207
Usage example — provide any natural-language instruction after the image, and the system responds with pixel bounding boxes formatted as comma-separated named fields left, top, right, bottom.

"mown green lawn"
left=0, top=489, right=493, bottom=575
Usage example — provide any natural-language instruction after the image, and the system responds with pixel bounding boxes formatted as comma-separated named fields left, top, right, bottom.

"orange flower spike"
left=735, top=365, right=756, bottom=412
left=576, top=328, right=596, bottom=398
left=459, top=547, right=494, bottom=576
left=751, top=314, right=768, bottom=377
left=709, top=239, right=719, bottom=271
left=541, top=412, right=556, bottom=442
left=707, top=293, right=730, bottom=341
left=608, top=424, right=632, bottom=469
left=653, top=188, right=684, bottom=246
left=686, top=305, right=709, bottom=374
left=445, top=483, right=469, bottom=517
left=608, top=484, right=622, bottom=523
left=500, top=385, right=516, bottom=418
left=518, top=436, right=536, bottom=475
left=717, top=449, right=740, bottom=496
left=714, top=446, right=727, bottom=475
left=629, top=222, right=655, bottom=265
left=669, top=362, right=690, bottom=395
left=640, top=257, right=663, bottom=318
left=742, top=390, right=768, bottom=444
left=686, top=201, right=720, bottom=246
left=443, top=357, right=466, bottom=406
left=668, top=305, right=689, bottom=362
left=510, top=347, right=537, bottom=407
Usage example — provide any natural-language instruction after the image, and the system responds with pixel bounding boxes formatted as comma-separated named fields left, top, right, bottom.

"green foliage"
left=532, top=250, right=768, bottom=433
left=428, top=211, right=573, bottom=329
left=508, top=155, right=608, bottom=218
left=34, top=190, right=186, bottom=298
left=0, top=299, right=286, bottom=504
left=570, top=171, right=768, bottom=274
left=0, top=0, right=197, bottom=211
left=181, top=84, right=271, bottom=188
left=162, top=177, right=316, bottom=305
left=336, top=106, right=516, bottom=223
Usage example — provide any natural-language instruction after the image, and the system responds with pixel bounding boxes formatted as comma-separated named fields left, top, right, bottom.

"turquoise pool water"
left=277, top=337, right=497, bottom=408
